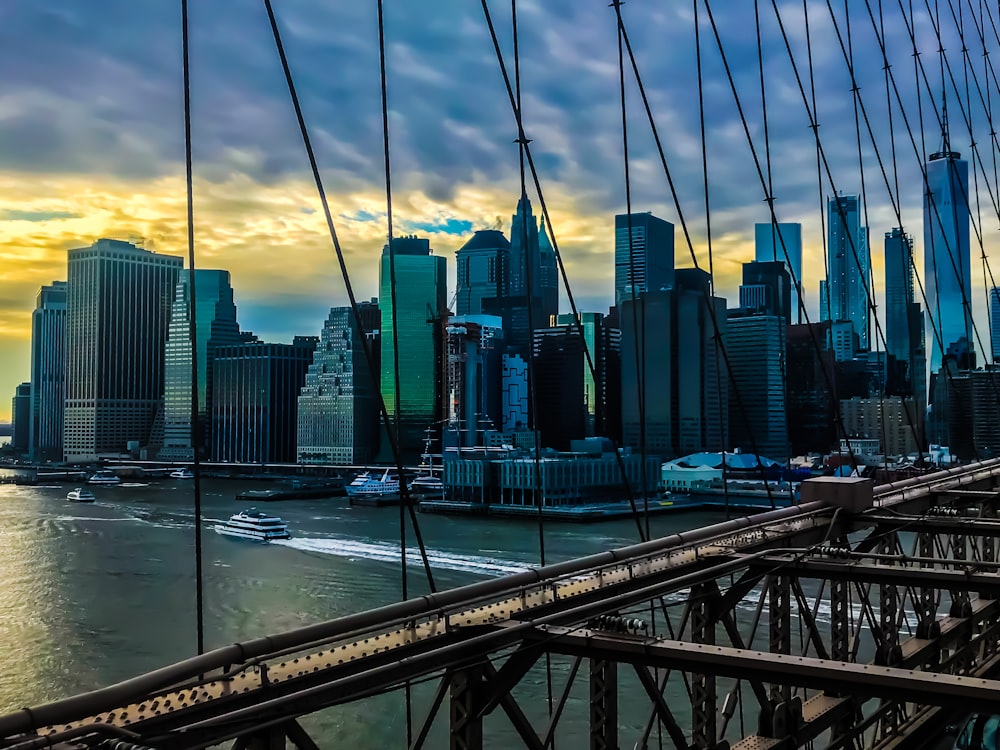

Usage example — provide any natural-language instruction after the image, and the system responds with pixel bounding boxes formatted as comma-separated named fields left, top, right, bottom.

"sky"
left=0, top=0, right=995, bottom=420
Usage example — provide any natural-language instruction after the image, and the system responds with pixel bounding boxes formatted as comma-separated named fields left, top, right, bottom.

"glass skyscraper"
left=726, top=314, right=788, bottom=460
left=455, top=230, right=509, bottom=316
left=924, top=114, right=972, bottom=371
left=297, top=301, right=381, bottom=465
left=821, top=195, right=870, bottom=351
left=754, top=222, right=803, bottom=322
left=159, top=270, right=244, bottom=460
left=29, top=280, right=66, bottom=460
left=64, top=239, right=182, bottom=462
left=379, top=235, right=448, bottom=461
left=884, top=228, right=926, bottom=408
left=614, top=212, right=674, bottom=309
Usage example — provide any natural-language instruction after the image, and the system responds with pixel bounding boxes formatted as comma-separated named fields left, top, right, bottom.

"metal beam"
left=539, top=627, right=1000, bottom=712
left=631, top=664, right=688, bottom=750
left=589, top=657, right=617, bottom=750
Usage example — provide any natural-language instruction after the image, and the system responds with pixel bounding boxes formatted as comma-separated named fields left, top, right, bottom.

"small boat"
left=87, top=470, right=120, bottom=485
left=345, top=469, right=400, bottom=498
left=170, top=468, right=195, bottom=479
left=213, top=509, right=291, bottom=542
left=67, top=488, right=96, bottom=503
left=408, top=473, right=444, bottom=498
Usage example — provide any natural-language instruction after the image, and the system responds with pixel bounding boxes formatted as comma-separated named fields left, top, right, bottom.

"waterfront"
left=0, top=473, right=723, bottom=746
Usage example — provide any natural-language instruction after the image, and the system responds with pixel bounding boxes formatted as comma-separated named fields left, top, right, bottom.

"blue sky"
left=0, top=0, right=994, bottom=418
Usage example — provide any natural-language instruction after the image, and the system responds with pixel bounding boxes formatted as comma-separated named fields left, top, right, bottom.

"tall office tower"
left=444, top=315, right=504, bottom=447
left=454, top=230, right=509, bottom=316
left=297, top=302, right=380, bottom=465
left=64, top=239, right=182, bottom=462
left=924, top=106, right=972, bottom=371
left=532, top=326, right=586, bottom=450
left=755, top=222, right=804, bottom=322
left=884, top=228, right=927, bottom=408
left=725, top=314, right=788, bottom=460
left=11, top=383, right=30, bottom=454
left=786, top=322, right=837, bottom=455
left=509, top=196, right=541, bottom=300
left=620, top=269, right=727, bottom=458
left=738, top=261, right=792, bottom=320
left=379, top=235, right=448, bottom=461
left=158, top=270, right=244, bottom=461
left=212, top=337, right=316, bottom=463
left=991, top=287, right=1000, bottom=362
left=821, top=195, right=871, bottom=349
left=29, top=281, right=66, bottom=460
left=614, top=212, right=674, bottom=308
left=553, top=312, right=615, bottom=438
left=537, top=217, right=559, bottom=321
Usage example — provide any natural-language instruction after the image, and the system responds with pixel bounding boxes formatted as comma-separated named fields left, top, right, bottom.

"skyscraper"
left=297, top=302, right=381, bottom=465
left=554, top=312, right=616, bottom=438
left=821, top=195, right=870, bottom=350
left=884, top=228, right=926, bottom=409
left=991, top=287, right=1000, bottom=363
left=924, top=104, right=972, bottom=371
left=754, top=222, right=803, bottom=322
left=614, top=212, right=674, bottom=308
left=212, top=337, right=317, bottom=463
left=537, top=217, right=559, bottom=321
left=726, top=314, right=788, bottom=460
left=738, top=261, right=791, bottom=321
left=444, top=315, right=504, bottom=447
left=532, top=326, right=586, bottom=450
left=11, top=383, right=30, bottom=454
left=64, top=239, right=182, bottom=462
left=455, top=230, right=509, bottom=316
left=379, top=235, right=448, bottom=461
left=159, top=270, right=245, bottom=460
left=29, top=281, right=66, bottom=460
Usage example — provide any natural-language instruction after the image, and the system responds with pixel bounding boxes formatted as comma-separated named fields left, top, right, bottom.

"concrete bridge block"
left=800, top=476, right=874, bottom=512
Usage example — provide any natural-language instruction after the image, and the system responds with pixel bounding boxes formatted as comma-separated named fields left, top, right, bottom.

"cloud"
left=0, top=210, right=81, bottom=222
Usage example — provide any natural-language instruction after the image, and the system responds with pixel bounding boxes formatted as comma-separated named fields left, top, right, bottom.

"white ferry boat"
left=213, top=510, right=291, bottom=542
left=344, top=469, right=400, bottom=499
left=67, top=488, right=96, bottom=503
left=87, top=470, right=121, bottom=485
left=170, top=468, right=195, bottom=479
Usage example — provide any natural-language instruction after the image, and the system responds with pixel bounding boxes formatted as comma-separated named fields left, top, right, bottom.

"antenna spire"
left=940, top=92, right=950, bottom=154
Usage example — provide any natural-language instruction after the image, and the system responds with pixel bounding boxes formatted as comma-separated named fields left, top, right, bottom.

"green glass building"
left=379, top=236, right=448, bottom=461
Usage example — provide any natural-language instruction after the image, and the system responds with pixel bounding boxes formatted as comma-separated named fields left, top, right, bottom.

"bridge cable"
left=373, top=0, right=415, bottom=741
left=476, top=0, right=649, bottom=544
left=694, top=0, right=733, bottom=520
left=260, top=0, right=437, bottom=592
left=180, top=0, right=206, bottom=657
left=509, top=0, right=556, bottom=728
left=613, top=3, right=784, bottom=506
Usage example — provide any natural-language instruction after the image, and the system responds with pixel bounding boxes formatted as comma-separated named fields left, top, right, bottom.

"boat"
left=213, top=509, right=291, bottom=542
left=87, top=470, right=120, bottom=485
left=67, top=488, right=96, bottom=503
left=408, top=473, right=444, bottom=498
left=344, top=469, right=400, bottom=499
left=170, top=468, right=195, bottom=479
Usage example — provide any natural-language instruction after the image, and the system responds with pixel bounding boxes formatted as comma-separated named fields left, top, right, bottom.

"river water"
left=0, top=474, right=730, bottom=747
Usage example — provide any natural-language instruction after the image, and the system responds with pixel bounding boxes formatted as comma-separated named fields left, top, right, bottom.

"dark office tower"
left=884, top=229, right=927, bottom=410
left=786, top=322, right=837, bottom=455
left=159, top=270, right=243, bottom=461
left=738, top=261, right=791, bottom=321
left=532, top=327, right=586, bottom=450
left=379, top=235, right=448, bottom=461
left=29, top=281, right=66, bottom=460
left=212, top=337, right=316, bottom=463
left=444, top=315, right=504, bottom=447
left=454, top=230, right=509, bottom=316
left=620, top=269, right=727, bottom=458
left=991, top=287, right=1000, bottom=363
left=538, top=217, right=559, bottom=322
left=553, top=312, right=616, bottom=438
left=925, top=103, right=972, bottom=371
left=614, top=212, right=674, bottom=308
left=509, top=196, right=541, bottom=300
left=755, top=222, right=804, bottom=322
left=297, top=302, right=381, bottom=465
left=726, top=314, right=788, bottom=460
left=11, top=383, right=30, bottom=454
left=821, top=195, right=870, bottom=349
left=63, top=239, right=182, bottom=462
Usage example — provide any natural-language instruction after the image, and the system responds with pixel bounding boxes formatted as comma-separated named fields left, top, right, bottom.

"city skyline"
left=1, top=2, right=998, bottom=419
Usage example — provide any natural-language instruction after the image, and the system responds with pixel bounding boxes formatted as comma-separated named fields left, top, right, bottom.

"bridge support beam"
left=691, top=583, right=717, bottom=749
left=450, top=666, right=484, bottom=750
left=589, top=657, right=617, bottom=750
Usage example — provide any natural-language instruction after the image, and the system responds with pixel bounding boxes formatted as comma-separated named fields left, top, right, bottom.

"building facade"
left=726, top=314, right=789, bottom=460
left=29, top=281, right=66, bottom=460
left=924, top=116, right=972, bottom=371
left=454, top=230, right=509, bottom=317
left=884, top=228, right=926, bottom=414
left=444, top=315, right=504, bottom=447
left=11, top=383, right=30, bottom=454
left=64, top=239, right=182, bottom=461
left=738, top=261, right=791, bottom=321
left=297, top=302, right=380, bottom=465
left=839, top=396, right=921, bottom=457
left=379, top=235, right=448, bottom=461
left=159, top=270, right=244, bottom=461
left=212, top=338, right=316, bottom=463
left=821, top=195, right=870, bottom=349
left=614, top=212, right=674, bottom=308
left=754, top=222, right=803, bottom=322
left=532, top=326, right=587, bottom=451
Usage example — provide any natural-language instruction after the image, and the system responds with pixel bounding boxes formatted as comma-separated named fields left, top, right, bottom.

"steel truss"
left=4, top=462, right=1000, bottom=749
